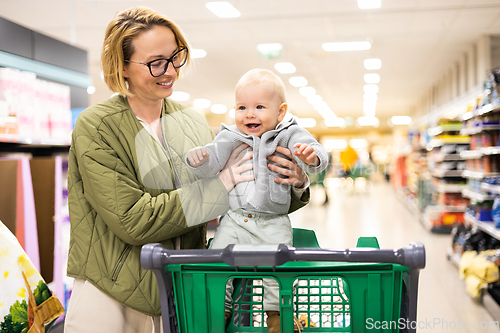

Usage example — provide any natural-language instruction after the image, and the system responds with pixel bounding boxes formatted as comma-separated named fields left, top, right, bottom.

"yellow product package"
left=470, top=250, right=500, bottom=284
left=465, top=275, right=488, bottom=299
left=458, top=251, right=478, bottom=280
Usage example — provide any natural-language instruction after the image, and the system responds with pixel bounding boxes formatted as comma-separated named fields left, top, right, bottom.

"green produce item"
left=0, top=314, right=26, bottom=333
left=10, top=300, right=27, bottom=324
left=33, top=280, right=52, bottom=306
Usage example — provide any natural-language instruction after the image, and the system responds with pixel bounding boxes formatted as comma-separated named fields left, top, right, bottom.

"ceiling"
left=1, top=0, right=500, bottom=130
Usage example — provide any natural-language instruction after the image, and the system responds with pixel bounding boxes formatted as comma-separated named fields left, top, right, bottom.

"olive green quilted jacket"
left=67, top=95, right=309, bottom=316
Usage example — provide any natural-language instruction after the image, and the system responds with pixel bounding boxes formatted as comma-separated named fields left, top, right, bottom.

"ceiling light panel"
left=391, top=116, right=412, bottom=125
left=206, top=2, right=241, bottom=18
left=257, top=43, right=282, bottom=59
left=307, top=95, right=323, bottom=105
left=289, top=76, right=308, bottom=87
left=363, top=101, right=377, bottom=109
left=349, top=139, right=368, bottom=149
left=363, top=93, right=378, bottom=102
left=357, top=116, right=380, bottom=127
left=324, top=118, right=346, bottom=129
left=364, top=58, right=382, bottom=70
left=299, top=86, right=316, bottom=97
left=364, top=73, right=380, bottom=83
left=324, top=139, right=348, bottom=150
left=364, top=84, right=379, bottom=94
left=191, top=49, right=207, bottom=59
left=211, top=104, right=227, bottom=114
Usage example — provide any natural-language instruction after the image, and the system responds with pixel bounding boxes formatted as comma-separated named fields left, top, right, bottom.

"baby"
left=185, top=68, right=328, bottom=333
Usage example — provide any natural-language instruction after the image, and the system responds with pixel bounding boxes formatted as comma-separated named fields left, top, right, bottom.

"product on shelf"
left=467, top=200, right=494, bottom=222
left=425, top=119, right=469, bottom=232
left=437, top=192, right=470, bottom=207
left=0, top=67, right=72, bottom=143
left=485, top=68, right=500, bottom=106
left=452, top=224, right=500, bottom=255
left=493, top=196, right=500, bottom=228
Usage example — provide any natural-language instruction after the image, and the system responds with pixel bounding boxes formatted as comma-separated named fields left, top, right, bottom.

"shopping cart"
left=141, top=229, right=425, bottom=333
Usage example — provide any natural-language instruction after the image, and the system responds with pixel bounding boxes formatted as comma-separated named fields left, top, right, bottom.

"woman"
left=64, top=6, right=310, bottom=333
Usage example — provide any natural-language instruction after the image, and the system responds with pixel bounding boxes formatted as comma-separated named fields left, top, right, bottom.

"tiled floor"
left=288, top=178, right=500, bottom=332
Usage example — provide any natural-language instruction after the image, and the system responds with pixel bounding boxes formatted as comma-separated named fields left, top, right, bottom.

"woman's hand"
left=267, top=146, right=307, bottom=188
left=218, top=143, right=254, bottom=192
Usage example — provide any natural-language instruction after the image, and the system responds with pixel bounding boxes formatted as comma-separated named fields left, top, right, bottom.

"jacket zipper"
left=111, top=244, right=132, bottom=281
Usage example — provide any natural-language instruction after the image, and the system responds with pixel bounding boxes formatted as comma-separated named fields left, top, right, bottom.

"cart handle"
left=141, top=242, right=425, bottom=271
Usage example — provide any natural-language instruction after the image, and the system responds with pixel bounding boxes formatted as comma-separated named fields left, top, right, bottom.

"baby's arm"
left=185, top=131, right=243, bottom=178
left=287, top=126, right=328, bottom=174
left=186, top=146, right=210, bottom=167
left=293, top=143, right=319, bottom=167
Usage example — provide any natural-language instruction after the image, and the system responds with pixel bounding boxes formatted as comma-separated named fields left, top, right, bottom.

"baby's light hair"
left=235, top=68, right=286, bottom=104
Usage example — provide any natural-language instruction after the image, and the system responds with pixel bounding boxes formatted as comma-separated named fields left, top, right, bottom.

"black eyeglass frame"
left=125, top=47, right=188, bottom=77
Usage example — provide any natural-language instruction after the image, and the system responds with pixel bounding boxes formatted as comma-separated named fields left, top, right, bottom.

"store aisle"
left=289, top=179, right=499, bottom=333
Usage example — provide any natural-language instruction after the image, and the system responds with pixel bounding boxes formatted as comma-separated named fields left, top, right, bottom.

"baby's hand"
left=187, top=147, right=209, bottom=167
left=293, top=143, right=319, bottom=166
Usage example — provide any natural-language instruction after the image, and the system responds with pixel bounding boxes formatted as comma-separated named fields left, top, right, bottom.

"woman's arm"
left=266, top=146, right=310, bottom=213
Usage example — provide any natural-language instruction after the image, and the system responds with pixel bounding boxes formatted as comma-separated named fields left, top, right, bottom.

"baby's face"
left=234, top=83, right=286, bottom=137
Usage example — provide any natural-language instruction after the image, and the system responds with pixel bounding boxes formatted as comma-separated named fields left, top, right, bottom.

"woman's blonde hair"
left=235, top=68, right=287, bottom=104
left=101, top=6, right=190, bottom=97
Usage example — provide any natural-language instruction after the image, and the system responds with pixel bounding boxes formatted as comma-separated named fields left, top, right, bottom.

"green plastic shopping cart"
left=141, top=229, right=425, bottom=333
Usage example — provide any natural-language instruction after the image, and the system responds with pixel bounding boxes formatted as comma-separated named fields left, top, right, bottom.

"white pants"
left=64, top=279, right=163, bottom=333
left=210, top=209, right=293, bottom=312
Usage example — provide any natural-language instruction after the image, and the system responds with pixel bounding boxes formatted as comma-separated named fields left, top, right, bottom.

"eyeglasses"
left=125, top=47, right=188, bottom=77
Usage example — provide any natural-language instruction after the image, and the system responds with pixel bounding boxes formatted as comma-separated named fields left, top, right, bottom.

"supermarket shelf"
left=393, top=189, right=452, bottom=234
left=464, top=212, right=500, bottom=239
left=460, top=150, right=484, bottom=160
left=460, top=103, right=500, bottom=121
left=428, top=138, right=470, bottom=149
left=423, top=206, right=462, bottom=234
left=461, top=124, right=500, bottom=136
left=432, top=154, right=464, bottom=162
left=432, top=169, right=465, bottom=178
left=0, top=50, right=92, bottom=88
left=482, top=146, right=500, bottom=155
left=479, top=103, right=500, bottom=116
left=460, top=147, right=500, bottom=158
left=428, top=124, right=463, bottom=137
left=462, top=170, right=500, bottom=179
left=446, top=247, right=461, bottom=268
left=0, top=134, right=70, bottom=146
left=483, top=289, right=500, bottom=323
left=438, top=205, right=467, bottom=213
left=436, top=184, right=467, bottom=193
left=422, top=213, right=454, bottom=234
left=462, top=188, right=495, bottom=202
left=481, top=183, right=500, bottom=195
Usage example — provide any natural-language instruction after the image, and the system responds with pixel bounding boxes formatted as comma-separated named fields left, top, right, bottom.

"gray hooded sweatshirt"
left=185, top=117, right=328, bottom=214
